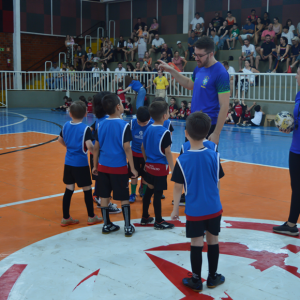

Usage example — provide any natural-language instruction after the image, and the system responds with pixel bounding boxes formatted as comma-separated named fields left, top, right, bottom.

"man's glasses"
left=194, top=52, right=211, bottom=59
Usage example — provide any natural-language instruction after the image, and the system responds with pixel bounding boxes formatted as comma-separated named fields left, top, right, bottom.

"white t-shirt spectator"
left=252, top=111, right=263, bottom=126
left=50, top=66, right=60, bottom=78
left=114, top=67, right=126, bottom=79
left=242, top=44, right=256, bottom=57
left=281, top=31, right=293, bottom=45
left=127, top=43, right=133, bottom=49
left=289, top=24, right=295, bottom=34
left=227, top=66, right=235, bottom=77
left=92, top=67, right=100, bottom=78
left=117, top=41, right=127, bottom=48
left=190, top=17, right=204, bottom=30
left=152, top=38, right=165, bottom=48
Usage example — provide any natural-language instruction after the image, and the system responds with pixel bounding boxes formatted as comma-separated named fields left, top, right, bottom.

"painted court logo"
left=1, top=217, right=300, bottom=300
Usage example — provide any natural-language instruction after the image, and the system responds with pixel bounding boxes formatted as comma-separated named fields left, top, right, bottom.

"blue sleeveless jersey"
left=131, top=118, right=154, bottom=154
left=97, top=118, right=129, bottom=167
left=62, top=121, right=89, bottom=167
left=177, top=148, right=222, bottom=219
left=92, top=115, right=109, bottom=145
left=181, top=139, right=217, bottom=153
left=143, top=124, right=169, bottom=165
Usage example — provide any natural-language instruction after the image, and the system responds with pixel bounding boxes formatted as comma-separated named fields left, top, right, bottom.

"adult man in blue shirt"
left=158, top=36, right=230, bottom=145
left=188, top=31, right=198, bottom=60
left=238, top=18, right=255, bottom=46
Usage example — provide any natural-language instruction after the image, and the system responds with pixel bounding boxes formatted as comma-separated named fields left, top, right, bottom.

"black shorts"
left=96, top=172, right=129, bottom=200
left=144, top=172, right=167, bottom=191
left=186, top=215, right=222, bottom=238
left=63, top=165, right=92, bottom=187
left=128, top=156, right=145, bottom=178
left=89, top=153, right=97, bottom=181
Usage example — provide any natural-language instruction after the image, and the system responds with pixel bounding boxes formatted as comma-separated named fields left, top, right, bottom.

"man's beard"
left=198, top=55, right=209, bottom=67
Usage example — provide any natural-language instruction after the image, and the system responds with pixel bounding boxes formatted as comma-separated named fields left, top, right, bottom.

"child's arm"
left=165, top=145, right=174, bottom=173
left=92, top=141, right=100, bottom=176
left=171, top=182, right=183, bottom=220
left=58, top=136, right=66, bottom=147
left=85, top=140, right=94, bottom=154
left=141, top=143, right=147, bottom=161
left=124, top=142, right=138, bottom=178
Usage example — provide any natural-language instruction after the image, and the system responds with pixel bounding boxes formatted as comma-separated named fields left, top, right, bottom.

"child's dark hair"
left=170, top=97, right=176, bottom=102
left=63, top=96, right=68, bottom=100
left=118, top=81, right=123, bottom=88
left=93, top=92, right=111, bottom=118
left=127, top=97, right=131, bottom=103
left=79, top=95, right=87, bottom=105
left=254, top=105, right=261, bottom=112
left=102, top=93, right=121, bottom=115
left=181, top=100, right=187, bottom=107
left=149, top=100, right=168, bottom=121
left=137, top=106, right=150, bottom=123
left=186, top=112, right=211, bottom=141
left=69, top=101, right=87, bottom=119
left=88, top=96, right=92, bottom=102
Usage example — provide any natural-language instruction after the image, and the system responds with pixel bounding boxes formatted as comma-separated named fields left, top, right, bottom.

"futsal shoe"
left=154, top=220, right=175, bottom=230
left=273, top=222, right=299, bottom=236
left=102, top=223, right=120, bottom=234
left=60, top=217, right=79, bottom=227
left=161, top=194, right=166, bottom=199
left=94, top=196, right=101, bottom=205
left=124, top=224, right=135, bottom=237
left=182, top=277, right=203, bottom=292
left=140, top=216, right=154, bottom=225
left=206, top=273, right=225, bottom=288
left=129, top=193, right=137, bottom=203
left=108, top=202, right=122, bottom=214
left=87, top=215, right=103, bottom=225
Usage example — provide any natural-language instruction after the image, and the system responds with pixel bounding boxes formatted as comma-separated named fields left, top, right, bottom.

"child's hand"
left=92, top=167, right=98, bottom=176
left=171, top=209, right=180, bottom=221
left=131, top=168, right=138, bottom=178
left=253, top=102, right=256, bottom=105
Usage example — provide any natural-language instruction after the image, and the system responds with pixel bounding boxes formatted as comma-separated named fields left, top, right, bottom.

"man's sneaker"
left=108, top=202, right=122, bottom=214
left=161, top=194, right=165, bottom=199
left=139, top=185, right=143, bottom=197
left=129, top=193, right=136, bottom=203
left=87, top=215, right=103, bottom=225
left=182, top=277, right=203, bottom=292
left=273, top=222, right=299, bottom=236
left=140, top=216, right=154, bottom=225
left=124, top=224, right=135, bottom=237
left=154, top=220, right=175, bottom=230
left=102, top=223, right=120, bottom=234
left=60, top=217, right=79, bottom=227
left=206, top=273, right=225, bottom=288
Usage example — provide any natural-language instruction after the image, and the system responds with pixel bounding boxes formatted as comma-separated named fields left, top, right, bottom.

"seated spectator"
left=231, top=99, right=244, bottom=124
left=273, top=17, right=282, bottom=44
left=238, top=18, right=255, bottom=46
left=131, top=18, right=146, bottom=39
left=188, top=31, right=198, bottom=60
left=124, top=97, right=133, bottom=116
left=243, top=104, right=265, bottom=127
left=210, top=29, right=219, bottom=55
left=174, top=41, right=188, bottom=60
left=148, top=18, right=159, bottom=44
left=211, top=12, right=224, bottom=32
left=115, top=36, right=127, bottom=61
left=149, top=34, right=165, bottom=56
left=51, top=96, right=71, bottom=112
left=172, top=51, right=187, bottom=72
left=103, top=41, right=114, bottom=63
left=239, top=39, right=256, bottom=69
left=281, top=26, right=293, bottom=45
left=261, top=23, right=276, bottom=43
left=218, top=20, right=230, bottom=49
left=74, top=45, right=86, bottom=67
left=226, top=23, right=239, bottom=50
left=288, top=37, right=300, bottom=70
left=126, top=62, right=135, bottom=75
left=206, top=23, right=216, bottom=37
left=161, top=51, right=171, bottom=63
left=248, top=9, right=258, bottom=25
left=91, top=62, right=100, bottom=90
left=124, top=38, right=134, bottom=62
left=297, top=21, right=300, bottom=37
left=272, top=36, right=290, bottom=73
left=153, top=70, right=169, bottom=98
left=117, top=81, right=126, bottom=107
left=254, top=17, right=264, bottom=46
left=161, top=43, right=173, bottom=58
left=177, top=100, right=187, bottom=120
left=225, top=103, right=234, bottom=124
left=169, top=97, right=178, bottom=118
left=262, top=12, right=271, bottom=28
left=186, top=102, right=191, bottom=117
left=190, top=12, right=204, bottom=32
left=226, top=11, right=236, bottom=31
left=193, top=23, right=204, bottom=38
left=222, top=61, right=235, bottom=97
left=131, top=36, right=138, bottom=62
left=86, top=47, right=94, bottom=62
left=93, top=62, right=110, bottom=90
left=143, top=51, right=152, bottom=66
left=46, top=62, right=60, bottom=89
left=152, top=62, right=159, bottom=72
left=238, top=101, right=256, bottom=126
left=286, top=19, right=296, bottom=36
left=112, top=62, right=126, bottom=91
left=134, top=61, right=143, bottom=81
left=255, top=35, right=275, bottom=73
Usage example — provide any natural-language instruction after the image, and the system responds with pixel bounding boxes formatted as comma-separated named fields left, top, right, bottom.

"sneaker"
left=124, top=224, right=135, bottom=237
left=273, top=222, right=299, bottom=236
left=161, top=194, right=165, bottom=199
left=229, top=47, right=232, bottom=50
left=93, top=196, right=101, bottom=205
left=87, top=215, right=103, bottom=225
left=102, top=223, right=120, bottom=234
left=246, top=123, right=252, bottom=127
left=207, top=273, right=225, bottom=288
left=129, top=193, right=136, bottom=203
left=60, top=217, right=79, bottom=227
left=140, top=216, right=154, bottom=225
left=154, top=220, right=175, bottom=230
left=108, top=202, right=122, bottom=214
left=182, top=277, right=203, bottom=292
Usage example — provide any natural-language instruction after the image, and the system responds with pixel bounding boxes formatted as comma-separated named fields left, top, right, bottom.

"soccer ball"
left=274, top=111, right=294, bottom=130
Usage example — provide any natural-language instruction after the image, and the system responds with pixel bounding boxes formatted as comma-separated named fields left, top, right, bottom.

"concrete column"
left=183, top=0, right=195, bottom=34
left=13, top=0, right=22, bottom=89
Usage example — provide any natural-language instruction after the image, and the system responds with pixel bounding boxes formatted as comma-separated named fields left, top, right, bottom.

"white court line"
left=222, top=159, right=289, bottom=170
left=28, top=131, right=59, bottom=136
left=5, top=147, right=16, bottom=149
left=0, top=112, right=28, bottom=128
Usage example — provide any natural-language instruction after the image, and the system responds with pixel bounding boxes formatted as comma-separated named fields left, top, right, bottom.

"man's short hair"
left=233, top=23, right=238, bottom=26
left=137, top=106, right=150, bottom=123
left=251, top=9, right=256, bottom=12
left=265, top=34, right=271, bottom=38
left=102, top=93, right=121, bottom=115
left=254, top=105, right=261, bottom=112
left=137, top=17, right=141, bottom=20
left=118, top=62, right=123, bottom=65
left=186, top=112, right=211, bottom=141
left=118, top=82, right=123, bottom=88
left=195, top=12, right=200, bottom=16
left=222, top=61, right=229, bottom=66
left=244, top=39, right=250, bottom=43
left=211, top=29, right=216, bottom=33
left=283, top=26, right=289, bottom=30
left=63, top=96, right=68, bottom=100
left=149, top=100, right=168, bottom=121
left=246, top=18, right=251, bottom=22
left=77, top=45, right=81, bottom=48
left=127, top=97, right=131, bottom=102
left=162, top=51, right=167, bottom=54
left=194, top=36, right=215, bottom=53
left=227, top=10, right=232, bottom=14
left=69, top=101, right=87, bottom=119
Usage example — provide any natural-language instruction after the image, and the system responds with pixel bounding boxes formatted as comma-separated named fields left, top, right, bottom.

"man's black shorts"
left=128, top=156, right=145, bottom=178
left=63, top=165, right=92, bottom=187
left=96, top=172, right=129, bottom=200
left=144, top=172, right=167, bottom=191
left=186, top=215, right=222, bottom=238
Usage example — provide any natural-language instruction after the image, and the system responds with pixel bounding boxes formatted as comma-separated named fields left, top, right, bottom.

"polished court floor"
left=0, top=108, right=299, bottom=300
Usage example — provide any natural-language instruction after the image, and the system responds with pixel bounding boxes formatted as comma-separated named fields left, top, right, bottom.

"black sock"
left=142, top=187, right=154, bottom=218
left=101, top=207, right=111, bottom=225
left=153, top=190, right=163, bottom=223
left=190, top=245, right=203, bottom=283
left=207, top=244, right=219, bottom=278
left=84, top=189, right=95, bottom=218
left=122, top=204, right=131, bottom=227
left=62, top=188, right=74, bottom=219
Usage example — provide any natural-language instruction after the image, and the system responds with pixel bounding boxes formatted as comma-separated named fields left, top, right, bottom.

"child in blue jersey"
left=141, top=100, right=175, bottom=229
left=58, top=101, right=103, bottom=227
left=128, top=106, right=154, bottom=203
left=92, top=93, right=138, bottom=237
left=89, top=92, right=121, bottom=214
left=171, top=112, right=225, bottom=292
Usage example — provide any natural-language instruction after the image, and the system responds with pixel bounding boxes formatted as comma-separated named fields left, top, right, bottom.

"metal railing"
left=109, top=20, right=115, bottom=45
left=58, top=52, right=66, bottom=68
left=97, top=27, right=105, bottom=52
left=85, top=35, right=92, bottom=51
